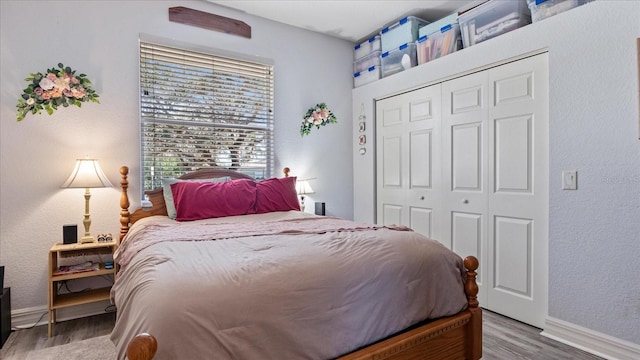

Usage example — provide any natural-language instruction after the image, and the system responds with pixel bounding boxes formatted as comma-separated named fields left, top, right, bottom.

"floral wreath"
left=300, top=102, right=337, bottom=136
left=16, top=63, right=100, bottom=121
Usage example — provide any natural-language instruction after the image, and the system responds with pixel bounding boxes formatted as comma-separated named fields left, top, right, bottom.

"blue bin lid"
left=355, top=35, right=379, bottom=50
left=381, top=16, right=409, bottom=34
left=353, top=66, right=377, bottom=78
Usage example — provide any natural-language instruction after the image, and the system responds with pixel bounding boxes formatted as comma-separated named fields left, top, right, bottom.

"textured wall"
left=546, top=3, right=640, bottom=344
left=0, top=1, right=353, bottom=311
left=353, top=1, right=640, bottom=345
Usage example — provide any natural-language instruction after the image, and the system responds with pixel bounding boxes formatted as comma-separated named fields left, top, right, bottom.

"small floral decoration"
left=16, top=63, right=100, bottom=121
left=300, top=102, right=337, bottom=136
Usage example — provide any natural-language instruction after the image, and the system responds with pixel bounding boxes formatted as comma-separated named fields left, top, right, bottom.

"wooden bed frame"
left=118, top=166, right=482, bottom=360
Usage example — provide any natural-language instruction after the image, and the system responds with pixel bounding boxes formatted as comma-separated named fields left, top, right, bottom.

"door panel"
left=382, top=204, right=402, bottom=227
left=452, top=123, right=483, bottom=191
left=487, top=54, right=549, bottom=328
left=410, top=207, right=432, bottom=238
left=410, top=98, right=433, bottom=121
left=494, top=72, right=533, bottom=106
left=382, top=136, right=402, bottom=187
left=442, top=70, right=489, bottom=299
left=410, top=130, right=431, bottom=188
left=382, top=107, right=402, bottom=126
left=494, top=114, right=532, bottom=193
left=451, top=85, right=483, bottom=114
left=377, top=85, right=442, bottom=240
left=377, top=96, right=405, bottom=228
left=407, top=86, right=442, bottom=240
left=493, top=215, right=532, bottom=296
left=451, top=211, right=483, bottom=286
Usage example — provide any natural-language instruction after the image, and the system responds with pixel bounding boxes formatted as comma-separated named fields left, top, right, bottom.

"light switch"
left=562, top=170, right=577, bottom=190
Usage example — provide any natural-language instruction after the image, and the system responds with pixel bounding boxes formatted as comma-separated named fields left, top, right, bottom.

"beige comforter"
left=110, top=211, right=467, bottom=360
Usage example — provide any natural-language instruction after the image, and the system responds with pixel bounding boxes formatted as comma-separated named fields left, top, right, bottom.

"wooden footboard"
left=125, top=257, right=482, bottom=360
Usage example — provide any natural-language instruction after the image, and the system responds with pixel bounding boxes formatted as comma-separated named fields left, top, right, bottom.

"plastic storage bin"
left=354, top=66, right=381, bottom=88
left=354, top=35, right=381, bottom=60
left=354, top=51, right=382, bottom=73
left=527, top=0, right=591, bottom=22
left=380, top=16, right=429, bottom=53
left=417, top=23, right=462, bottom=65
left=459, top=0, right=531, bottom=48
left=381, top=43, right=417, bottom=78
left=418, top=12, right=458, bottom=38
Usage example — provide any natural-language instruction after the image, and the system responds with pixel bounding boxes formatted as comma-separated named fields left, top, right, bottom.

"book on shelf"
left=53, top=261, right=99, bottom=276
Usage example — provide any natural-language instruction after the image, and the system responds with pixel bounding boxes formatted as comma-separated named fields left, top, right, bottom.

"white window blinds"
left=139, top=41, right=274, bottom=190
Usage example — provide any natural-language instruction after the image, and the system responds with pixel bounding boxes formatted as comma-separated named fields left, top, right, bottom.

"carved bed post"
left=127, top=332, right=157, bottom=360
left=120, top=166, right=131, bottom=242
left=464, top=256, right=482, bottom=360
left=463, top=256, right=479, bottom=308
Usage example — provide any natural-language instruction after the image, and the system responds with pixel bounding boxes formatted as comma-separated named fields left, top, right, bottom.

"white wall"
left=0, top=1, right=353, bottom=314
left=353, top=0, right=640, bottom=347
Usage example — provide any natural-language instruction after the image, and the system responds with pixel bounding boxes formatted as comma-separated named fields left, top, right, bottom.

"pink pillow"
left=255, top=176, right=300, bottom=214
left=171, top=178, right=257, bottom=221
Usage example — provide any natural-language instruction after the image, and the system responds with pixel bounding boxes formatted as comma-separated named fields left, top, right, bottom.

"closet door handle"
left=462, top=199, right=469, bottom=204
left=420, top=196, right=425, bottom=200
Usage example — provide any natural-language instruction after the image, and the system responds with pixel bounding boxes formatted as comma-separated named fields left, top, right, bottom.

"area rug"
left=23, top=335, right=116, bottom=360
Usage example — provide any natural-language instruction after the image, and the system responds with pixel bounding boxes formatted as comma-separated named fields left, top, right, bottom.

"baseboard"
left=542, top=316, right=640, bottom=360
left=11, top=300, right=113, bottom=329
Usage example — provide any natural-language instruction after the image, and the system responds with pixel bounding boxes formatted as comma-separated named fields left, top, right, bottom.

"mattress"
left=110, top=211, right=467, bottom=359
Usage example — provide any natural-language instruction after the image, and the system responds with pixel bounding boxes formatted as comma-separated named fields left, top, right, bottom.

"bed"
left=113, top=166, right=482, bottom=360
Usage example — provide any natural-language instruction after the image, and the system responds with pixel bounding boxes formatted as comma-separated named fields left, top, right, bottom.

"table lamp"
left=296, top=179, right=315, bottom=212
left=62, top=158, right=112, bottom=243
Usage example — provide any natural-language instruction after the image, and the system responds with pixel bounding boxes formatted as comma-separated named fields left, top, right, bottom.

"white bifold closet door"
left=376, top=84, right=443, bottom=241
left=443, top=53, right=549, bottom=328
left=377, top=53, right=549, bottom=328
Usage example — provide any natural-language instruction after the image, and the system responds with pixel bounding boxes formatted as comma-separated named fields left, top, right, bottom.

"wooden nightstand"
left=48, top=241, right=117, bottom=337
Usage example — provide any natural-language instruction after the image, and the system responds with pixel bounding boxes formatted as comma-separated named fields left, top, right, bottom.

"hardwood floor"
left=0, top=311, right=115, bottom=359
left=0, top=308, right=603, bottom=359
left=481, top=310, right=603, bottom=360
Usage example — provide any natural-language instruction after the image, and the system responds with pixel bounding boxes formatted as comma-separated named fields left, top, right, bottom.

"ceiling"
left=206, top=0, right=477, bottom=43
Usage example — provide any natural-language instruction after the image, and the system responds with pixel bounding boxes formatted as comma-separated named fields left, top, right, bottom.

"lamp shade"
left=296, top=179, right=315, bottom=195
left=62, top=158, right=113, bottom=188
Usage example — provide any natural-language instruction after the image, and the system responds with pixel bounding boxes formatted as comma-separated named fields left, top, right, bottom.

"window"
left=139, top=40, right=274, bottom=190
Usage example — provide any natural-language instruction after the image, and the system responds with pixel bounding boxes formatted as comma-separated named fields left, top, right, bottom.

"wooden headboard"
left=119, top=166, right=291, bottom=241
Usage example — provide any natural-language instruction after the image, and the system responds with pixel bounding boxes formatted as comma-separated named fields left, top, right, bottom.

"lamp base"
left=300, top=195, right=306, bottom=212
left=79, top=236, right=96, bottom=244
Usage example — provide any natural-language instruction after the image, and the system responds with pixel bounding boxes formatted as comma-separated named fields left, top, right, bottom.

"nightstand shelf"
left=50, top=287, right=112, bottom=309
left=52, top=264, right=115, bottom=281
left=48, top=241, right=117, bottom=337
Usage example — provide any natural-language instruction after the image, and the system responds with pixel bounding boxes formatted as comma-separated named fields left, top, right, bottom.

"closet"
left=376, top=53, right=548, bottom=328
